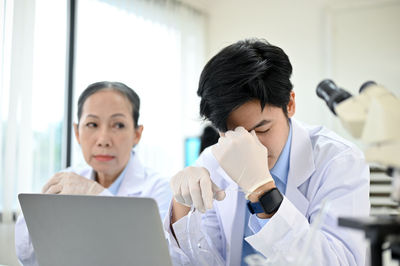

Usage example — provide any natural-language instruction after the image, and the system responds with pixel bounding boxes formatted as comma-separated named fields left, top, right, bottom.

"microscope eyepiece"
left=316, top=79, right=352, bottom=115
left=359, top=81, right=377, bottom=94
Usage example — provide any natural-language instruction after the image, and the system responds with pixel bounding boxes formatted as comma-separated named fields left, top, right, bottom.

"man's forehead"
left=226, top=119, right=272, bottom=132
left=226, top=105, right=274, bottom=130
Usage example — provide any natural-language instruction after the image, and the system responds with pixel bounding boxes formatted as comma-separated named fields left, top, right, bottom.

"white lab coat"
left=15, top=151, right=172, bottom=266
left=165, top=119, right=370, bottom=266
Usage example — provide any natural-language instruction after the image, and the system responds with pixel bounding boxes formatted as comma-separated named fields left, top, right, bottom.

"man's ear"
left=133, top=125, right=144, bottom=146
left=287, top=91, right=296, bottom=118
left=74, top=123, right=80, bottom=145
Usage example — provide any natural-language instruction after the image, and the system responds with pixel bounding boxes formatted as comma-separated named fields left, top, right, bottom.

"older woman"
left=15, top=81, right=171, bottom=266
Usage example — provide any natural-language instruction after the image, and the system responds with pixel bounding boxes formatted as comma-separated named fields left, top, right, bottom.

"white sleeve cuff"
left=163, top=201, right=199, bottom=264
left=245, top=197, right=309, bottom=258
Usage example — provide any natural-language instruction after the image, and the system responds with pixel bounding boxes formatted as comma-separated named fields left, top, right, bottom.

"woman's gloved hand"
left=42, top=172, right=105, bottom=195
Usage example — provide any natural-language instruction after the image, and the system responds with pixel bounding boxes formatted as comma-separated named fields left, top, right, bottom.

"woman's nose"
left=96, top=128, right=112, bottom=147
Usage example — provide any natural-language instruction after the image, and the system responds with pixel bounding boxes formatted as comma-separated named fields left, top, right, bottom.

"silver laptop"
left=18, top=194, right=172, bottom=266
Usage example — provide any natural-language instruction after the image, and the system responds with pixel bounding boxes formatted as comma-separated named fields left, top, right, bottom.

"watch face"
left=259, top=188, right=283, bottom=214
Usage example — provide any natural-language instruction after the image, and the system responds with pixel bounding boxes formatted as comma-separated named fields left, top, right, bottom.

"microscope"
left=317, top=79, right=400, bottom=266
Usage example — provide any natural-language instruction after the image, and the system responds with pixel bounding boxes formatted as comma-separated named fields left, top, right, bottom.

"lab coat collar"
left=285, top=119, right=316, bottom=215
left=270, top=119, right=292, bottom=190
left=206, top=149, right=241, bottom=265
left=87, top=150, right=147, bottom=196
left=116, top=150, right=147, bottom=196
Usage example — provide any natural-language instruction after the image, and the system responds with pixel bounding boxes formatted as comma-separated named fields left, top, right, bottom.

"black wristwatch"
left=247, top=188, right=283, bottom=214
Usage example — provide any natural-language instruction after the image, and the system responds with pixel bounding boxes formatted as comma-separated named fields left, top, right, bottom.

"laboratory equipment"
left=316, top=79, right=400, bottom=266
left=186, top=207, right=225, bottom=266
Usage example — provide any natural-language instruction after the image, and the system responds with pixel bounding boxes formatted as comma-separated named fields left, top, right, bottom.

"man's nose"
left=96, top=128, right=112, bottom=147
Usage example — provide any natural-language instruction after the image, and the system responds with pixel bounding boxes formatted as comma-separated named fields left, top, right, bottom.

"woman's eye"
left=114, top=122, right=125, bottom=129
left=86, top=122, right=97, bottom=128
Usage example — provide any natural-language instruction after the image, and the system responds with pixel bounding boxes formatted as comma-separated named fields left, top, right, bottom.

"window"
left=0, top=0, right=206, bottom=221
left=0, top=0, right=67, bottom=221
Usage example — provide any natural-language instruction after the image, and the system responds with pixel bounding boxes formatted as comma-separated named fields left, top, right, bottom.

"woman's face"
left=74, top=90, right=143, bottom=179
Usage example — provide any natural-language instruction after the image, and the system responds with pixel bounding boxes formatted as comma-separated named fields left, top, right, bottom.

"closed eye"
left=255, top=129, right=269, bottom=134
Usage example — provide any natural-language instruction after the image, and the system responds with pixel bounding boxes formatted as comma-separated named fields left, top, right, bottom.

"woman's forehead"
left=82, top=90, right=133, bottom=114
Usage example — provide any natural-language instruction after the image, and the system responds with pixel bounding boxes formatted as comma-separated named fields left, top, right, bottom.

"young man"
left=165, top=39, right=369, bottom=265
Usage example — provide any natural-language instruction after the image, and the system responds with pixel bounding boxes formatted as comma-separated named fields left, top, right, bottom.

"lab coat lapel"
left=214, top=167, right=244, bottom=266
left=202, top=147, right=244, bottom=264
left=116, top=151, right=146, bottom=196
left=215, top=166, right=238, bottom=245
left=285, top=119, right=315, bottom=215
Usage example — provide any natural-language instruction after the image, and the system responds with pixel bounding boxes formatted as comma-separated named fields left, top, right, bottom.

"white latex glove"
left=170, top=166, right=226, bottom=213
left=42, top=172, right=105, bottom=195
left=212, top=126, right=273, bottom=198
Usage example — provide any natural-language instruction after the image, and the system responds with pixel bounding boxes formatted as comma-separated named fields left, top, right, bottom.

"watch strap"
left=247, top=188, right=283, bottom=214
left=247, top=200, right=264, bottom=214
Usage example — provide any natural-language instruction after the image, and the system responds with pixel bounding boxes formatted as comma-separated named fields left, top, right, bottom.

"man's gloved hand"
left=170, top=166, right=226, bottom=213
left=212, top=126, right=273, bottom=198
left=42, top=172, right=105, bottom=195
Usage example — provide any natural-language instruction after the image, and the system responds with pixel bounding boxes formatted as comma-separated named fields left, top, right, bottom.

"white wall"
left=200, top=0, right=400, bottom=139
left=202, top=0, right=331, bottom=126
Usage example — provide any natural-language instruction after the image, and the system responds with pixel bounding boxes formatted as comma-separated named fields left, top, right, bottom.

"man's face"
left=226, top=91, right=295, bottom=169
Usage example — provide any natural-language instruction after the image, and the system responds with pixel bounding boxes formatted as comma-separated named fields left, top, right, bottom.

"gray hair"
left=77, top=81, right=140, bottom=128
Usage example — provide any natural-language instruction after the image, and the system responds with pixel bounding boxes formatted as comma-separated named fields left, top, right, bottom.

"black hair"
left=77, top=81, right=140, bottom=128
left=197, top=38, right=293, bottom=132
left=199, top=125, right=219, bottom=154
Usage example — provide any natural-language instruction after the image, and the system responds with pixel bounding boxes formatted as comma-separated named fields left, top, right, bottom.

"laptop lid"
left=18, top=194, right=172, bottom=266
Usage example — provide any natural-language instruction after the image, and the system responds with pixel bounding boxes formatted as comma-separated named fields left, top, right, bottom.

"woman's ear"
left=73, top=123, right=80, bottom=145
left=287, top=91, right=296, bottom=118
left=133, top=125, right=144, bottom=146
